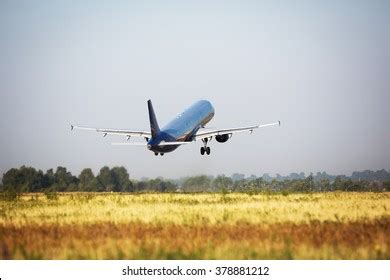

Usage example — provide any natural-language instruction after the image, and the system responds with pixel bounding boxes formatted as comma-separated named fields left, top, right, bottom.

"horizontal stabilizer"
left=112, top=141, right=193, bottom=146
left=112, top=143, right=147, bottom=146
left=156, top=141, right=193, bottom=146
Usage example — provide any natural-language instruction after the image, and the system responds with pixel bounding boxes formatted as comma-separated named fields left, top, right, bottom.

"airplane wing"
left=195, top=121, right=280, bottom=140
left=71, top=125, right=151, bottom=139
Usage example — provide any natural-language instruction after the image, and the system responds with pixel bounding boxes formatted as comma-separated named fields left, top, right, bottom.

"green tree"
left=110, top=166, right=131, bottom=192
left=96, top=166, right=112, bottom=191
left=182, top=175, right=211, bottom=192
left=212, top=175, right=233, bottom=191
left=245, top=177, right=265, bottom=191
left=53, top=166, right=78, bottom=191
left=2, top=168, right=21, bottom=192
left=383, top=181, right=390, bottom=191
left=145, top=178, right=177, bottom=192
left=304, top=174, right=314, bottom=192
left=2, top=166, right=44, bottom=192
left=333, top=176, right=343, bottom=191
left=319, top=179, right=331, bottom=191
left=42, top=169, right=56, bottom=189
left=96, top=166, right=132, bottom=192
left=78, top=168, right=98, bottom=191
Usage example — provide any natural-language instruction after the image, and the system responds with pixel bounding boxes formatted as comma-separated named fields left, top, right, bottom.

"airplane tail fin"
left=147, top=99, right=160, bottom=138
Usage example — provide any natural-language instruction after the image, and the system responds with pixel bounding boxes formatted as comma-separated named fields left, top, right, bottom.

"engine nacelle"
left=215, top=134, right=231, bottom=143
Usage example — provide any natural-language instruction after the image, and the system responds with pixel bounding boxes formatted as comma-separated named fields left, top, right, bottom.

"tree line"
left=178, top=174, right=389, bottom=192
left=1, top=166, right=389, bottom=194
left=231, top=169, right=390, bottom=182
left=0, top=166, right=176, bottom=193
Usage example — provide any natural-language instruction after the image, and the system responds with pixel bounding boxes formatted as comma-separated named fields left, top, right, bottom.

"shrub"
left=44, top=191, right=58, bottom=200
left=0, top=190, right=20, bottom=201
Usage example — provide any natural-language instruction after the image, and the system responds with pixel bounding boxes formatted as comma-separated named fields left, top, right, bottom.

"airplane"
left=71, top=100, right=280, bottom=156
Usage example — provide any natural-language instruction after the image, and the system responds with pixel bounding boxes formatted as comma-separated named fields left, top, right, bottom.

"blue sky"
left=1, top=1, right=389, bottom=178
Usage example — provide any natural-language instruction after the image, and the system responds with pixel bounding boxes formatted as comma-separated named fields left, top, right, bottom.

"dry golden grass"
left=0, top=192, right=389, bottom=259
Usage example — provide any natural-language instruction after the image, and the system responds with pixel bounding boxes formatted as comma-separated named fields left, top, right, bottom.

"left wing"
left=195, top=121, right=280, bottom=140
left=71, top=125, right=151, bottom=139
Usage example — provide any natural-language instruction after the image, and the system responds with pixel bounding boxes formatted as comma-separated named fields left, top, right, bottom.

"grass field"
left=0, top=192, right=389, bottom=259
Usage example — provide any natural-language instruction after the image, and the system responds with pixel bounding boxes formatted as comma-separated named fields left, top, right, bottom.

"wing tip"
left=71, top=125, right=74, bottom=131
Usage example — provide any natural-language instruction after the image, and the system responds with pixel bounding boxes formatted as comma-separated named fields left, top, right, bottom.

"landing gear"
left=154, top=152, right=158, bottom=156
left=160, top=153, right=164, bottom=156
left=200, top=138, right=211, bottom=155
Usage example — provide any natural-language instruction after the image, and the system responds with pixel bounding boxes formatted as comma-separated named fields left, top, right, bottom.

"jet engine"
left=215, top=134, right=231, bottom=143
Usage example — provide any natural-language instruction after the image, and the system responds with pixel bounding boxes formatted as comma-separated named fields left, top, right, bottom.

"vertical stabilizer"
left=147, top=100, right=160, bottom=138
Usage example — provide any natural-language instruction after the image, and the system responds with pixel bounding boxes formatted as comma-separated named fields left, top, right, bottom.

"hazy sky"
left=1, top=0, right=389, bottom=179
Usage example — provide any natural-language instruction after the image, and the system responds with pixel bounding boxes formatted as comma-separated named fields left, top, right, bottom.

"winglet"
left=147, top=100, right=160, bottom=139
left=71, top=125, right=74, bottom=131
left=278, top=120, right=281, bottom=126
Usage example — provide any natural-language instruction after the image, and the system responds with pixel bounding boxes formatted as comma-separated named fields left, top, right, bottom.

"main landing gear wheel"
left=160, top=153, right=164, bottom=156
left=200, top=142, right=211, bottom=155
left=154, top=152, right=158, bottom=156
left=200, top=138, right=212, bottom=155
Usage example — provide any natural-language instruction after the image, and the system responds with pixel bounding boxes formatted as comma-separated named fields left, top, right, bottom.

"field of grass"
left=0, top=192, right=389, bottom=259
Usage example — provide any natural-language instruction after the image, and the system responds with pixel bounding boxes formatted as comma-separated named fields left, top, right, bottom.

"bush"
left=44, top=191, right=58, bottom=200
left=0, top=190, right=20, bottom=201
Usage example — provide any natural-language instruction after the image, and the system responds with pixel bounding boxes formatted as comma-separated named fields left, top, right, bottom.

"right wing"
left=71, top=125, right=151, bottom=139
left=195, top=121, right=280, bottom=140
